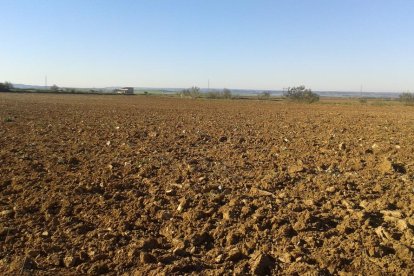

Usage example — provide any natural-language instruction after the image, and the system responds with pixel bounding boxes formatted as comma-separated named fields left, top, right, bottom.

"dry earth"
left=1, top=93, right=414, bottom=275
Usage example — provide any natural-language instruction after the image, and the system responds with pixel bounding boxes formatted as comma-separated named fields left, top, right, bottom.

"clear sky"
left=1, top=0, right=414, bottom=92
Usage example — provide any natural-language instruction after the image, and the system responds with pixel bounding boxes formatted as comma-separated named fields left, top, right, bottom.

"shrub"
left=206, top=88, right=232, bottom=99
left=222, top=88, right=232, bottom=99
left=258, top=91, right=271, bottom=100
left=180, top=86, right=201, bottom=99
left=399, top=92, right=414, bottom=106
left=51, top=84, right=59, bottom=92
left=206, top=91, right=221, bottom=99
left=284, top=86, right=319, bottom=103
left=359, top=98, right=368, bottom=104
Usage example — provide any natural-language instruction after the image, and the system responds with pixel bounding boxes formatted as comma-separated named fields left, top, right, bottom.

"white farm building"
left=115, top=87, right=134, bottom=95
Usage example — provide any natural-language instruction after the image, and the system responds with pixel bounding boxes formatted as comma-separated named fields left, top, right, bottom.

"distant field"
left=1, top=93, right=413, bottom=274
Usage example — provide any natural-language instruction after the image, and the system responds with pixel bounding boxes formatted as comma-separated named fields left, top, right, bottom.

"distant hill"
left=10, top=83, right=400, bottom=98
left=13, top=83, right=49, bottom=89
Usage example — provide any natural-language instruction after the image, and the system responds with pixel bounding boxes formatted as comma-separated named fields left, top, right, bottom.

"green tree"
left=51, top=84, right=59, bottom=92
left=258, top=91, right=271, bottom=100
left=222, top=88, right=232, bottom=99
left=284, top=86, right=319, bottom=103
left=0, top=81, right=13, bottom=92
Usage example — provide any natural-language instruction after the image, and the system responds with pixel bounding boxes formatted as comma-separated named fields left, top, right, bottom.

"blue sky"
left=1, top=0, right=414, bottom=92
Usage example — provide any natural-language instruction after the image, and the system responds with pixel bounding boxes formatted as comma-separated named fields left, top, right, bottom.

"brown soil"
left=1, top=93, right=414, bottom=275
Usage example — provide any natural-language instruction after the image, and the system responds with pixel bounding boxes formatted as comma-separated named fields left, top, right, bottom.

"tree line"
left=0, top=82, right=13, bottom=92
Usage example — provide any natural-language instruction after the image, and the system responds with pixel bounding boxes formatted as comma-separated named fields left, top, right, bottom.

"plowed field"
left=1, top=93, right=414, bottom=275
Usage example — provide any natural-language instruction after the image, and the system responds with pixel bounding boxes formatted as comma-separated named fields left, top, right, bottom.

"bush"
left=222, top=88, right=232, bottom=99
left=258, top=91, right=271, bottom=100
left=179, top=86, right=201, bottom=99
left=51, top=84, right=59, bottom=92
left=64, top=88, right=73, bottom=93
left=206, top=88, right=232, bottom=99
left=284, top=86, right=319, bottom=103
left=206, top=91, right=220, bottom=99
left=399, top=92, right=414, bottom=106
left=0, top=81, right=13, bottom=92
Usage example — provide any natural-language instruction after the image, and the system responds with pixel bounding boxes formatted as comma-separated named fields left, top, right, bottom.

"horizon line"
left=10, top=82, right=408, bottom=94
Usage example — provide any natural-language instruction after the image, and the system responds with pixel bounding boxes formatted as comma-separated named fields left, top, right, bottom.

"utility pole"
left=208, top=79, right=210, bottom=92
left=45, top=75, right=48, bottom=90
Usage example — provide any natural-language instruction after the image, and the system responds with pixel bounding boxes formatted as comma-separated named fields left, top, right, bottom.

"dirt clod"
left=249, top=252, right=275, bottom=275
left=140, top=252, right=157, bottom=264
left=64, top=255, right=79, bottom=268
